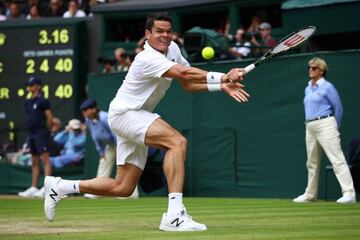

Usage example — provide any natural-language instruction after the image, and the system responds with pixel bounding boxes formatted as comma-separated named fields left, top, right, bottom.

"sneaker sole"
left=159, top=223, right=207, bottom=232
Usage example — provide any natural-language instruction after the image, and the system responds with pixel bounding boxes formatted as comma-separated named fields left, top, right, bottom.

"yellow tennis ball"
left=202, top=47, right=215, bottom=60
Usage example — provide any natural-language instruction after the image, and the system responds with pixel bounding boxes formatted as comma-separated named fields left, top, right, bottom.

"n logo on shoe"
left=171, top=218, right=184, bottom=227
left=50, top=189, right=58, bottom=201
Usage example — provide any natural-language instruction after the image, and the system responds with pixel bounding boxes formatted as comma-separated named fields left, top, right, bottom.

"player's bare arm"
left=163, top=64, right=249, bottom=102
left=163, top=64, right=244, bottom=84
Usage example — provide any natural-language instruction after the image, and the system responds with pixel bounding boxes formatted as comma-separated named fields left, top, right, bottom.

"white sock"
left=58, top=179, right=80, bottom=195
left=167, top=192, right=183, bottom=216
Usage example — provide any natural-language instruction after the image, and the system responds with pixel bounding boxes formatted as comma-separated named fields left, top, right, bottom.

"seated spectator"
left=9, top=142, right=32, bottom=166
left=133, top=36, right=146, bottom=55
left=26, top=5, right=41, bottom=19
left=228, top=27, right=251, bottom=59
left=7, top=2, right=25, bottom=20
left=113, top=48, right=132, bottom=72
left=250, top=22, right=277, bottom=56
left=50, top=119, right=86, bottom=168
left=78, top=0, right=93, bottom=16
left=258, top=22, right=277, bottom=47
left=1, top=0, right=12, bottom=17
left=22, top=0, right=46, bottom=17
left=49, top=117, right=63, bottom=156
left=250, top=22, right=277, bottom=48
left=63, top=0, right=86, bottom=18
left=247, top=15, right=261, bottom=34
left=44, top=0, right=65, bottom=17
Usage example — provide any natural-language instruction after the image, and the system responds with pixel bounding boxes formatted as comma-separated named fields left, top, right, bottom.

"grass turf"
left=0, top=196, right=359, bottom=240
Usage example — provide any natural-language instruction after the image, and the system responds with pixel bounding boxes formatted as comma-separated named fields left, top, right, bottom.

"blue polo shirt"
left=25, top=94, right=51, bottom=132
left=304, top=78, right=343, bottom=126
left=85, top=111, right=116, bottom=157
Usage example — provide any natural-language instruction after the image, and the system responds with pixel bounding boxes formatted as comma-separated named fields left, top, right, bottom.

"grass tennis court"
left=0, top=196, right=359, bottom=240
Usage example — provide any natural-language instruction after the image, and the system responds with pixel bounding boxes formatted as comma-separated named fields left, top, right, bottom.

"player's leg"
left=80, top=164, right=141, bottom=196
left=145, top=118, right=206, bottom=231
left=44, top=163, right=141, bottom=221
left=316, top=118, right=355, bottom=203
left=97, top=144, right=116, bottom=177
left=145, top=118, right=186, bottom=193
left=84, top=145, right=116, bottom=199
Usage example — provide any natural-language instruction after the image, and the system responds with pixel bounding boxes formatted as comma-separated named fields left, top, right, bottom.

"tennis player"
left=44, top=12, right=249, bottom=231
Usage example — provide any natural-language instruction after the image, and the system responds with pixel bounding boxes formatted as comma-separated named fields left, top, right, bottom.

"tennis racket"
left=244, top=26, right=317, bottom=74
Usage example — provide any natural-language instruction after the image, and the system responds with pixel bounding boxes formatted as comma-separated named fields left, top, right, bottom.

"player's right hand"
left=221, top=82, right=250, bottom=103
left=223, top=68, right=245, bottom=83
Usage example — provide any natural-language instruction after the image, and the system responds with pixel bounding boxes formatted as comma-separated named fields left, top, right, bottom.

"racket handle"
left=244, top=64, right=255, bottom=74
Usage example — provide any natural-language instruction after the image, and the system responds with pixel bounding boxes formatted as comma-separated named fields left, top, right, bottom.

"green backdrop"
left=86, top=50, right=360, bottom=199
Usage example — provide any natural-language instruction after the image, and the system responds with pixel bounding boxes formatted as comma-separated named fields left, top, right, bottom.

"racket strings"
left=271, top=27, right=316, bottom=54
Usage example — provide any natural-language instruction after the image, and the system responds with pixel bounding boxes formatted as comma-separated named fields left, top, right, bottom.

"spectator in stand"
left=22, top=0, right=46, bottom=17
left=78, top=0, right=93, bottom=16
left=0, top=1, right=7, bottom=20
left=250, top=22, right=277, bottom=56
left=0, top=14, right=6, bottom=21
left=250, top=22, right=277, bottom=48
left=1, top=0, right=13, bottom=17
left=7, top=2, right=25, bottom=20
left=49, top=117, right=63, bottom=157
left=63, top=0, right=86, bottom=18
left=247, top=15, right=261, bottom=34
left=44, top=0, right=65, bottom=17
left=228, top=27, right=252, bottom=59
left=113, top=48, right=132, bottom=72
left=134, top=36, right=146, bottom=55
left=50, top=119, right=86, bottom=168
left=26, top=5, right=41, bottom=19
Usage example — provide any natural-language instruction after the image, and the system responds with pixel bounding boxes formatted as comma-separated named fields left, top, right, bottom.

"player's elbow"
left=177, top=67, right=194, bottom=81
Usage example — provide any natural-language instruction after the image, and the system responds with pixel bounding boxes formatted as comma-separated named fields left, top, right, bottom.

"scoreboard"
left=0, top=19, right=87, bottom=149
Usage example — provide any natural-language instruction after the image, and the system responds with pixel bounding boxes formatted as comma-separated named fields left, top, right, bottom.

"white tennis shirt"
left=109, top=41, right=189, bottom=113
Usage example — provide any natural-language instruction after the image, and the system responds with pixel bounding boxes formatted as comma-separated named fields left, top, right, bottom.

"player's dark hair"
left=145, top=12, right=172, bottom=31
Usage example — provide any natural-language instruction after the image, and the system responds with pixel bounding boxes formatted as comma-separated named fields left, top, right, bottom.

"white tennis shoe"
left=44, top=176, right=63, bottom=221
left=33, top=187, right=45, bottom=198
left=336, top=195, right=356, bottom=204
left=18, top=186, right=39, bottom=197
left=159, top=209, right=207, bottom=232
left=293, top=194, right=316, bottom=203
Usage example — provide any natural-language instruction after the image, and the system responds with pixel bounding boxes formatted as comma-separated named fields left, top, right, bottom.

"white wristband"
left=207, top=72, right=224, bottom=84
left=207, top=83, right=221, bottom=92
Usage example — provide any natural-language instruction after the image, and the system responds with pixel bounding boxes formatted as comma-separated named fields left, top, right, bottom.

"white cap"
left=67, top=119, right=81, bottom=130
left=259, top=22, right=271, bottom=30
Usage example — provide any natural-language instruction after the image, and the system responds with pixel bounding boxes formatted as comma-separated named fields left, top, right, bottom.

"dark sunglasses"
left=308, top=66, right=319, bottom=71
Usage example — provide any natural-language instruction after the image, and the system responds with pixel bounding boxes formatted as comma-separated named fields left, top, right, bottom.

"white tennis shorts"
left=108, top=109, right=160, bottom=170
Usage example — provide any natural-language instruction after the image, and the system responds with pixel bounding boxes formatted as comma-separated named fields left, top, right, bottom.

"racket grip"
left=244, top=64, right=255, bottom=74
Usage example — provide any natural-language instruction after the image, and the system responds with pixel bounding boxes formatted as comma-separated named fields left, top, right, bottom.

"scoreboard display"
left=0, top=19, right=87, bottom=149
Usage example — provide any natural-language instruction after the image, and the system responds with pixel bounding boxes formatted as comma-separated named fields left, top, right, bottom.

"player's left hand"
left=222, top=82, right=250, bottom=103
